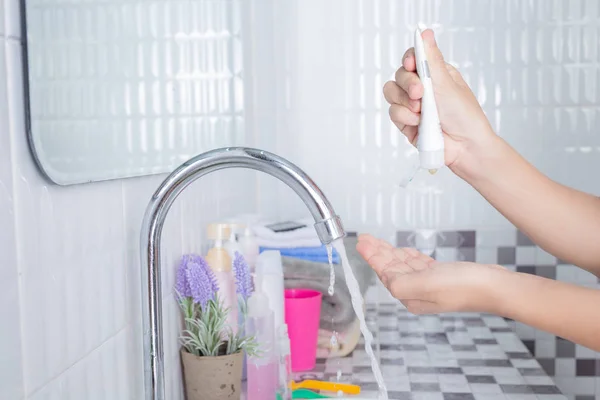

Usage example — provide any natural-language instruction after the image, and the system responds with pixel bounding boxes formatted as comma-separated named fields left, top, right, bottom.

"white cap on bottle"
left=419, top=150, right=444, bottom=170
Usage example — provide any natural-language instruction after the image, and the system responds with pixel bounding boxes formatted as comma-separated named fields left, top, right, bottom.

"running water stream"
left=332, top=239, right=388, bottom=400
left=325, top=245, right=341, bottom=385
left=327, top=245, right=335, bottom=296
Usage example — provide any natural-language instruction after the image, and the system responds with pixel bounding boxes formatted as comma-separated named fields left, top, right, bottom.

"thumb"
left=421, top=29, right=453, bottom=87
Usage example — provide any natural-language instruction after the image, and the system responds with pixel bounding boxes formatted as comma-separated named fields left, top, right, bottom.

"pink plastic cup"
left=284, top=289, right=322, bottom=372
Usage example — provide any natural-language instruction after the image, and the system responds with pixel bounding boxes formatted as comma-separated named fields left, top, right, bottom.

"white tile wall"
left=0, top=30, right=24, bottom=400
left=0, top=1, right=257, bottom=399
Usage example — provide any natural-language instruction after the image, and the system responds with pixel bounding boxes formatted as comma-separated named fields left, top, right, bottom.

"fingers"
left=383, top=81, right=420, bottom=113
left=389, top=104, right=419, bottom=128
left=357, top=234, right=393, bottom=249
left=401, top=247, right=435, bottom=264
left=402, top=48, right=416, bottom=72
left=357, top=234, right=436, bottom=277
left=356, top=236, right=414, bottom=277
left=357, top=234, right=434, bottom=265
left=394, top=68, right=423, bottom=100
left=420, top=29, right=453, bottom=87
left=406, top=127, right=419, bottom=146
left=389, top=103, right=419, bottom=144
left=356, top=242, right=393, bottom=270
left=386, top=51, right=424, bottom=143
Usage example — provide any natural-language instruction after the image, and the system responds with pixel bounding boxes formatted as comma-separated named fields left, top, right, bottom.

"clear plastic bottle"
left=224, top=223, right=248, bottom=380
left=246, top=276, right=278, bottom=400
left=277, top=324, right=292, bottom=400
left=205, top=223, right=238, bottom=335
left=255, top=250, right=285, bottom=332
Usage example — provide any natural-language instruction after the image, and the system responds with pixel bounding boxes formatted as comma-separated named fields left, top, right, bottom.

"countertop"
left=290, top=303, right=566, bottom=400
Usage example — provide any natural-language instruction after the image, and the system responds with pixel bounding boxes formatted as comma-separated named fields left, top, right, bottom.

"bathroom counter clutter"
left=267, top=303, right=567, bottom=400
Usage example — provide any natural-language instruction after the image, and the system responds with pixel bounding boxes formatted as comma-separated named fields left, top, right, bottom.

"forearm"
left=491, top=270, right=600, bottom=351
left=456, top=135, right=600, bottom=274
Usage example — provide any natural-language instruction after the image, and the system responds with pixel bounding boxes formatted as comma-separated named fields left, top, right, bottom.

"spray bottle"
left=246, top=275, right=278, bottom=400
left=277, top=324, right=292, bottom=400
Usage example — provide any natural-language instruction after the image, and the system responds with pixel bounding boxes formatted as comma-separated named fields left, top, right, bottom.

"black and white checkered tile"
left=294, top=304, right=566, bottom=400
left=392, top=229, right=600, bottom=400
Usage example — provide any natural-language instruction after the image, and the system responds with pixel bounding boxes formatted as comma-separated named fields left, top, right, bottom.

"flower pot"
left=181, top=349, right=244, bottom=400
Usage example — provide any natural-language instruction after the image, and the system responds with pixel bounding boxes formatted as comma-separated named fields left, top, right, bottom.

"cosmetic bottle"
left=277, top=324, right=292, bottom=400
left=246, top=277, right=278, bottom=400
left=224, top=223, right=244, bottom=259
left=205, top=223, right=238, bottom=334
left=224, top=223, right=249, bottom=380
left=414, top=23, right=445, bottom=175
left=239, top=225, right=259, bottom=272
left=255, top=250, right=285, bottom=331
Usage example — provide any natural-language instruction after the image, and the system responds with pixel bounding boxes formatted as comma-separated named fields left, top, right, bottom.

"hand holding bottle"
left=385, top=28, right=498, bottom=178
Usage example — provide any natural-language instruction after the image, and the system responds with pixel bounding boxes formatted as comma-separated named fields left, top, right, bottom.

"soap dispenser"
left=205, top=223, right=238, bottom=335
left=224, top=223, right=244, bottom=259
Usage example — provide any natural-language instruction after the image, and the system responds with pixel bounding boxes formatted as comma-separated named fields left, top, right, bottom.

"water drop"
left=330, top=332, right=338, bottom=348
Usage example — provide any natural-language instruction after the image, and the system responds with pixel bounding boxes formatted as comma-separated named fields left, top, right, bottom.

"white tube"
left=414, top=24, right=445, bottom=173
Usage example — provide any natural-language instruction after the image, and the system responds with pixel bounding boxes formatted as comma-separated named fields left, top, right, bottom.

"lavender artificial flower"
left=176, top=254, right=219, bottom=308
left=232, top=252, right=252, bottom=300
left=175, top=255, right=193, bottom=297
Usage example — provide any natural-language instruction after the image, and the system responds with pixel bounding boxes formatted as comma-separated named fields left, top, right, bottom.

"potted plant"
left=176, top=254, right=256, bottom=400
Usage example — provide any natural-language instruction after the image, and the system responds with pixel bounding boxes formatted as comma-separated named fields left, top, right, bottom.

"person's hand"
left=356, top=234, right=509, bottom=314
left=384, top=29, right=497, bottom=176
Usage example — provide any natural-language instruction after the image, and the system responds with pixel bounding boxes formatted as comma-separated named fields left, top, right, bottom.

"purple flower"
left=176, top=254, right=219, bottom=307
left=175, top=255, right=193, bottom=297
left=232, top=252, right=252, bottom=300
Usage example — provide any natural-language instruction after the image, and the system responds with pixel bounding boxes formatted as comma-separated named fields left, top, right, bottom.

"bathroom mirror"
left=22, top=0, right=246, bottom=185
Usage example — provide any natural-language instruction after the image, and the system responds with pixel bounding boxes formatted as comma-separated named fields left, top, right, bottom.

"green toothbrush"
left=275, top=388, right=331, bottom=399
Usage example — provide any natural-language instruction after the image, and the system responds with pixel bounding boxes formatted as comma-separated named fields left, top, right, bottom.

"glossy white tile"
left=4, top=0, right=19, bottom=40
left=0, top=36, right=24, bottom=400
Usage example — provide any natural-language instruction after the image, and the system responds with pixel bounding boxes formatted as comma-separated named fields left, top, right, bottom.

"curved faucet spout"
left=140, top=147, right=346, bottom=399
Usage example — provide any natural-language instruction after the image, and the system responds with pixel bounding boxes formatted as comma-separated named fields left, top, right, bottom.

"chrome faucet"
left=140, top=147, right=346, bottom=399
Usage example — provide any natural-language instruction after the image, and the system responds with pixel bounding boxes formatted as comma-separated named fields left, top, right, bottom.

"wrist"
left=476, top=266, right=517, bottom=316
left=449, top=130, right=510, bottom=185
left=488, top=270, right=548, bottom=319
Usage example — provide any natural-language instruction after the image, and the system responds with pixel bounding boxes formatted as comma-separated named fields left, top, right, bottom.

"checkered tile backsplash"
left=395, top=229, right=600, bottom=400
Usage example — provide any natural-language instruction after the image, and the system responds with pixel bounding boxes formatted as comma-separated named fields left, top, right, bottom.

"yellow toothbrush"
left=290, top=380, right=361, bottom=395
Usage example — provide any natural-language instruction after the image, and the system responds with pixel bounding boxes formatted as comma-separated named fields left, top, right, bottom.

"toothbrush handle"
left=298, top=380, right=361, bottom=395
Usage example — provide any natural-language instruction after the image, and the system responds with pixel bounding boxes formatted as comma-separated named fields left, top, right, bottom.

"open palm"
left=356, top=234, right=506, bottom=314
